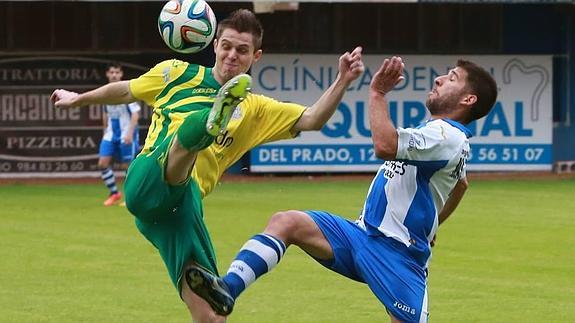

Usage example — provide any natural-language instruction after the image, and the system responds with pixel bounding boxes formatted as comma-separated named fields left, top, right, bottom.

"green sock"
left=177, top=109, right=214, bottom=151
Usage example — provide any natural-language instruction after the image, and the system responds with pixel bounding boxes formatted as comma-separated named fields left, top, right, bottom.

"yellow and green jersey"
left=130, top=59, right=306, bottom=197
left=130, top=59, right=219, bottom=154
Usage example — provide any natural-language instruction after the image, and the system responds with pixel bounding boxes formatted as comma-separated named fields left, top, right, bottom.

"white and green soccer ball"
left=158, top=0, right=217, bottom=54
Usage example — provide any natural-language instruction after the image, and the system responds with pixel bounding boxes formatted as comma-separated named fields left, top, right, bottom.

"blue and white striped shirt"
left=102, top=102, right=141, bottom=143
left=357, top=118, right=472, bottom=268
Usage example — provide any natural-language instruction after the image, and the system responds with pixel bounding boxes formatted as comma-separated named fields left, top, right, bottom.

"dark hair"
left=106, top=62, right=123, bottom=71
left=216, top=9, right=263, bottom=50
left=457, top=60, right=498, bottom=122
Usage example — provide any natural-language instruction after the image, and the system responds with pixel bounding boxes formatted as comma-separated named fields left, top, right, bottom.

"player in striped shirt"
left=188, top=57, right=498, bottom=322
left=98, top=64, right=141, bottom=206
left=50, top=9, right=364, bottom=322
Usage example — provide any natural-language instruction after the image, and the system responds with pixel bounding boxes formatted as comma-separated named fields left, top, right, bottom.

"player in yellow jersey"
left=50, top=9, right=364, bottom=323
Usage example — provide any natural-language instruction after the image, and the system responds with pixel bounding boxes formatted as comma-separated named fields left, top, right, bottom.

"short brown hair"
left=106, top=62, right=122, bottom=71
left=457, top=60, right=498, bottom=122
left=216, top=9, right=263, bottom=50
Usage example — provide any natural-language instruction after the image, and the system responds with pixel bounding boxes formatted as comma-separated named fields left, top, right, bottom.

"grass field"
left=1, top=176, right=574, bottom=322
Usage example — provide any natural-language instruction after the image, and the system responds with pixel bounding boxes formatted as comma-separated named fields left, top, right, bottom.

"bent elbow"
left=309, top=122, right=324, bottom=131
left=373, top=144, right=396, bottom=160
left=297, top=117, right=325, bottom=131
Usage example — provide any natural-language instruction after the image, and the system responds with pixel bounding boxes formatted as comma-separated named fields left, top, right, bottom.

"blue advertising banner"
left=250, top=55, right=553, bottom=172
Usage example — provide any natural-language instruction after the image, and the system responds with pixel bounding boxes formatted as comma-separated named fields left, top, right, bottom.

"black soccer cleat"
left=185, top=265, right=235, bottom=316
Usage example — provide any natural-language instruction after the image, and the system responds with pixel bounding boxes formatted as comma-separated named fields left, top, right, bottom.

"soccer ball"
left=158, top=0, right=217, bottom=54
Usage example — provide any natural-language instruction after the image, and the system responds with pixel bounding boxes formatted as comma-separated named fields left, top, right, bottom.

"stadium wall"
left=0, top=1, right=573, bottom=176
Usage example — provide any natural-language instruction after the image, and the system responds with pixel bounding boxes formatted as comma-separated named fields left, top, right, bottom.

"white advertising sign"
left=250, top=55, right=553, bottom=172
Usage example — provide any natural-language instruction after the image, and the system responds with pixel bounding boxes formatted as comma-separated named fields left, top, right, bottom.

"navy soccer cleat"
left=185, top=264, right=235, bottom=316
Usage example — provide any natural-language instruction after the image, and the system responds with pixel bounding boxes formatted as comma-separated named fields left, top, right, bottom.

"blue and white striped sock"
left=101, top=168, right=118, bottom=194
left=223, top=233, right=286, bottom=299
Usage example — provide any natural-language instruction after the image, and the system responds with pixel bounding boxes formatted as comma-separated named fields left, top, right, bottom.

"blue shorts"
left=99, top=139, right=138, bottom=163
left=306, top=210, right=429, bottom=323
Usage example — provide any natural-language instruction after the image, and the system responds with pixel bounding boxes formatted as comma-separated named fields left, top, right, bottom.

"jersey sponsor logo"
left=382, top=160, right=406, bottom=179
left=191, top=88, right=217, bottom=95
left=215, top=130, right=234, bottom=148
left=393, top=301, right=416, bottom=316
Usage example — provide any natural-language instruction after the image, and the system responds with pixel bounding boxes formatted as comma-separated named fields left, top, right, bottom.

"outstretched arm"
left=51, top=80, right=135, bottom=108
left=369, top=56, right=405, bottom=160
left=293, top=46, right=365, bottom=131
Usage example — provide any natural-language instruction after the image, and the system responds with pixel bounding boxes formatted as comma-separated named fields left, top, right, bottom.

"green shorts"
left=124, top=134, right=218, bottom=293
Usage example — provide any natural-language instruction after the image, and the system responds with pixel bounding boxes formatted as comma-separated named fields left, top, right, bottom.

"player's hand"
left=123, top=133, right=133, bottom=145
left=50, top=89, right=80, bottom=108
left=370, top=56, right=404, bottom=96
left=430, top=234, right=437, bottom=247
left=338, top=46, right=364, bottom=84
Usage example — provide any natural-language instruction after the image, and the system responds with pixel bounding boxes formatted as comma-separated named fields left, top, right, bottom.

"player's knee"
left=268, top=210, right=297, bottom=229
left=266, top=210, right=307, bottom=241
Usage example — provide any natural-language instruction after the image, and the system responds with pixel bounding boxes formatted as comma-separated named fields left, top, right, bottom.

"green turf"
left=1, top=178, right=574, bottom=322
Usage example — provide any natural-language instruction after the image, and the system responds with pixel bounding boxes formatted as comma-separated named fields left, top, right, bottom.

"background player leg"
left=99, top=155, right=121, bottom=206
